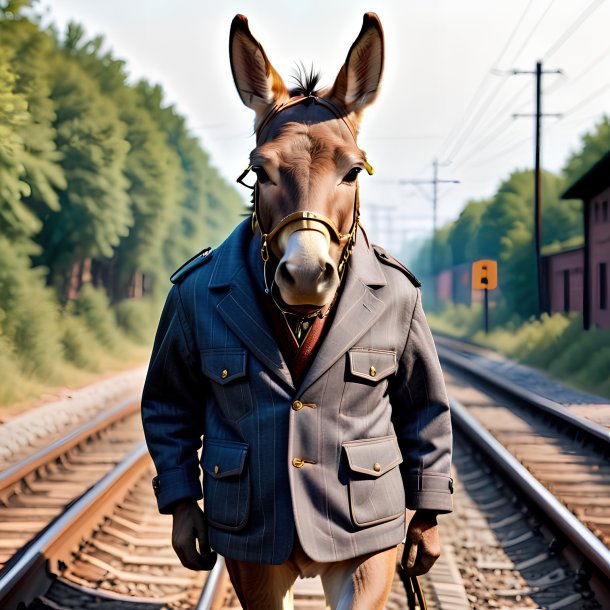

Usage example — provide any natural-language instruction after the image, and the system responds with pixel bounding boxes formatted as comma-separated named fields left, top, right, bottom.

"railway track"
left=0, top=440, right=208, bottom=610
left=0, top=399, right=143, bottom=571
left=435, top=334, right=610, bottom=605
left=2, top=337, right=609, bottom=609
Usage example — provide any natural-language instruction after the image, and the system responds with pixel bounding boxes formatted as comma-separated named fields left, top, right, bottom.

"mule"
left=142, top=12, right=452, bottom=610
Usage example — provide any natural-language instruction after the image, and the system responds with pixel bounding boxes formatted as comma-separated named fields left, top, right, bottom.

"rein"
left=236, top=95, right=373, bottom=333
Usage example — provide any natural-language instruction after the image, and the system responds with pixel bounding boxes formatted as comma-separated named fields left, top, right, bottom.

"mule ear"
left=328, top=13, right=384, bottom=122
left=230, top=15, right=289, bottom=121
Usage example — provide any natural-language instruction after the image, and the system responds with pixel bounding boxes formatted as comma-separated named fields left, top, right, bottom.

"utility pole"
left=399, top=159, right=460, bottom=306
left=513, top=60, right=562, bottom=316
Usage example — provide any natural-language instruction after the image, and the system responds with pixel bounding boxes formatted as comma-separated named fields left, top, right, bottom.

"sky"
left=38, top=0, right=610, bottom=255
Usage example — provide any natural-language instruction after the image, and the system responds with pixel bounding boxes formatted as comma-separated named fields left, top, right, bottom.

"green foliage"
left=564, top=115, right=610, bottom=185
left=426, top=302, right=484, bottom=338
left=72, top=285, right=123, bottom=350
left=0, top=334, right=25, bottom=404
left=59, top=313, right=102, bottom=370
left=429, top=305, right=610, bottom=399
left=114, top=297, right=163, bottom=345
left=0, top=9, right=247, bottom=407
left=35, top=51, right=132, bottom=289
left=0, top=236, right=63, bottom=379
left=419, top=165, right=582, bottom=321
left=0, top=41, right=36, bottom=240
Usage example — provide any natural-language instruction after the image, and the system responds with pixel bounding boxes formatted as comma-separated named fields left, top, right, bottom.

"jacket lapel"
left=297, top=231, right=387, bottom=396
left=210, top=221, right=294, bottom=390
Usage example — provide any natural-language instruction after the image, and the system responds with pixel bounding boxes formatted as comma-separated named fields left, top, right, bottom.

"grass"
left=427, top=302, right=610, bottom=399
left=0, top=286, right=161, bottom=411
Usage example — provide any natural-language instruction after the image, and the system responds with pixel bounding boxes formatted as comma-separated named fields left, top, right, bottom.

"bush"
left=72, top=284, right=123, bottom=351
left=0, top=237, right=64, bottom=380
left=114, top=297, right=162, bottom=345
left=59, top=311, right=103, bottom=370
left=429, top=302, right=610, bottom=399
left=0, top=334, right=26, bottom=405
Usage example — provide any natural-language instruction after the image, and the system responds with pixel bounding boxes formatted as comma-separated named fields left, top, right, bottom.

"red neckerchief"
left=259, top=291, right=330, bottom=386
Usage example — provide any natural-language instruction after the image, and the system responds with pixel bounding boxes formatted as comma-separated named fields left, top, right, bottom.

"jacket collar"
left=208, top=219, right=388, bottom=392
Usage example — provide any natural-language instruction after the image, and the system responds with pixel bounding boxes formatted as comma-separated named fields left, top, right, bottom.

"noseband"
left=236, top=95, right=373, bottom=274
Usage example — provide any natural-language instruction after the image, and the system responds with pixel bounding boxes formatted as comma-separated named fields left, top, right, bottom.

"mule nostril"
left=322, top=262, right=335, bottom=283
left=278, top=261, right=296, bottom=286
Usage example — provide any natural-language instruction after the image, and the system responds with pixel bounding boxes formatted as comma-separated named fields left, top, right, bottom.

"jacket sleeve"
left=390, top=289, right=453, bottom=513
left=141, top=285, right=205, bottom=514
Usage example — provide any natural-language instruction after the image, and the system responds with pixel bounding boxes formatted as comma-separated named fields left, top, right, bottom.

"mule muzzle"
left=275, top=229, right=340, bottom=308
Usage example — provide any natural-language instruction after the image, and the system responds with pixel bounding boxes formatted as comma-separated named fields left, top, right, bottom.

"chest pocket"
left=348, top=348, right=397, bottom=383
left=341, top=348, right=397, bottom=417
left=200, top=348, right=253, bottom=422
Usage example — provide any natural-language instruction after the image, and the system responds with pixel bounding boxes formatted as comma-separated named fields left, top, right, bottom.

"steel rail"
left=435, top=339, right=610, bottom=446
left=0, top=442, right=150, bottom=610
left=451, top=396, right=610, bottom=581
left=0, top=396, right=141, bottom=494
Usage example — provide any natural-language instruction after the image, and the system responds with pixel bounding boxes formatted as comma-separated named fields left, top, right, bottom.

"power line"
left=441, top=0, right=603, bottom=170
left=547, top=43, right=610, bottom=96
left=559, top=83, right=610, bottom=119
left=437, top=0, right=535, bottom=158
left=440, top=0, right=557, bottom=164
left=543, top=0, right=605, bottom=60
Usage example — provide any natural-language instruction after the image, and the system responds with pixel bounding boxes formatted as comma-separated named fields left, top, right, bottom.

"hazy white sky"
left=40, top=0, right=610, bottom=252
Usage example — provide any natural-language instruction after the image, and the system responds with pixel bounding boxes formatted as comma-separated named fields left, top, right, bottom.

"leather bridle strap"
left=235, top=94, right=372, bottom=273
left=255, top=95, right=359, bottom=144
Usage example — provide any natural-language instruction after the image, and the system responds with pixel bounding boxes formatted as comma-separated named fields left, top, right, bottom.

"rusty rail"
left=0, top=397, right=140, bottom=495
left=0, top=443, right=150, bottom=610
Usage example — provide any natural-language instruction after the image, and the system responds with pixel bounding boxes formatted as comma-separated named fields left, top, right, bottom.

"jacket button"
left=214, top=465, right=220, bottom=474
left=373, top=462, right=381, bottom=472
left=292, top=400, right=303, bottom=411
left=221, top=369, right=228, bottom=379
left=370, top=366, right=376, bottom=377
left=292, top=458, right=305, bottom=468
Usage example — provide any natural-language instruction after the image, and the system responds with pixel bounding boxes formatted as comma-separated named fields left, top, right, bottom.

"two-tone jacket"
left=141, top=219, right=453, bottom=565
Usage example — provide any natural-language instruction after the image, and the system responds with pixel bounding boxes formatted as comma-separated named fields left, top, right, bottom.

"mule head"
left=230, top=14, right=384, bottom=312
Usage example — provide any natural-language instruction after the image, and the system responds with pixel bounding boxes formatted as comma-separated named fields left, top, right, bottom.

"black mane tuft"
left=290, top=62, right=323, bottom=97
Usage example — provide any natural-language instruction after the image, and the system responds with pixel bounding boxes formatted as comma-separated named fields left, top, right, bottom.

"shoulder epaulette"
left=170, top=247, right=213, bottom=284
left=373, top=245, right=421, bottom=287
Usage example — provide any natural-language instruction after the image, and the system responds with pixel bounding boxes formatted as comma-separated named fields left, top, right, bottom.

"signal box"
left=472, top=260, right=498, bottom=290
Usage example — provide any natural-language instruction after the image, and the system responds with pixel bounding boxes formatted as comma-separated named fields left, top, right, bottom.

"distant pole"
left=484, top=287, right=489, bottom=334
left=398, top=160, right=459, bottom=308
left=513, top=61, right=561, bottom=317
left=534, top=61, right=543, bottom=318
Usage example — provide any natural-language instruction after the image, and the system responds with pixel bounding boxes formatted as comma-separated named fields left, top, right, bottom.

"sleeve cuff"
left=404, top=473, right=454, bottom=513
left=152, top=467, right=202, bottom=514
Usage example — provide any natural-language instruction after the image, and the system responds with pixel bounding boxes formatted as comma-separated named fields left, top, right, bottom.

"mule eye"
left=252, top=165, right=271, bottom=184
left=342, top=167, right=362, bottom=184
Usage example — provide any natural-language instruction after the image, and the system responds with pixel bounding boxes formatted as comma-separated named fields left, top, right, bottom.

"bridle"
left=236, top=95, right=373, bottom=328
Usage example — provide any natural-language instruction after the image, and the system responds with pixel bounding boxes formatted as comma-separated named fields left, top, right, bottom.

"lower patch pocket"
left=342, top=436, right=405, bottom=527
left=201, top=439, right=250, bottom=531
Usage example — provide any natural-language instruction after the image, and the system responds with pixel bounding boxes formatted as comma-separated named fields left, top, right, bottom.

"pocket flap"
left=202, top=439, right=248, bottom=480
left=201, top=348, right=247, bottom=384
left=348, top=348, right=397, bottom=382
left=343, top=436, right=402, bottom=477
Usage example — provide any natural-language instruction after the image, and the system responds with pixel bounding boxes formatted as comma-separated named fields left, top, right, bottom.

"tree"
left=447, top=198, right=489, bottom=266
left=0, top=41, right=35, bottom=243
left=1, top=15, right=67, bottom=244
left=564, top=115, right=610, bottom=186
left=35, top=51, right=131, bottom=297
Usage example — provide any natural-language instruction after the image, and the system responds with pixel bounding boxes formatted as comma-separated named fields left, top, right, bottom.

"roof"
left=562, top=149, right=610, bottom=200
